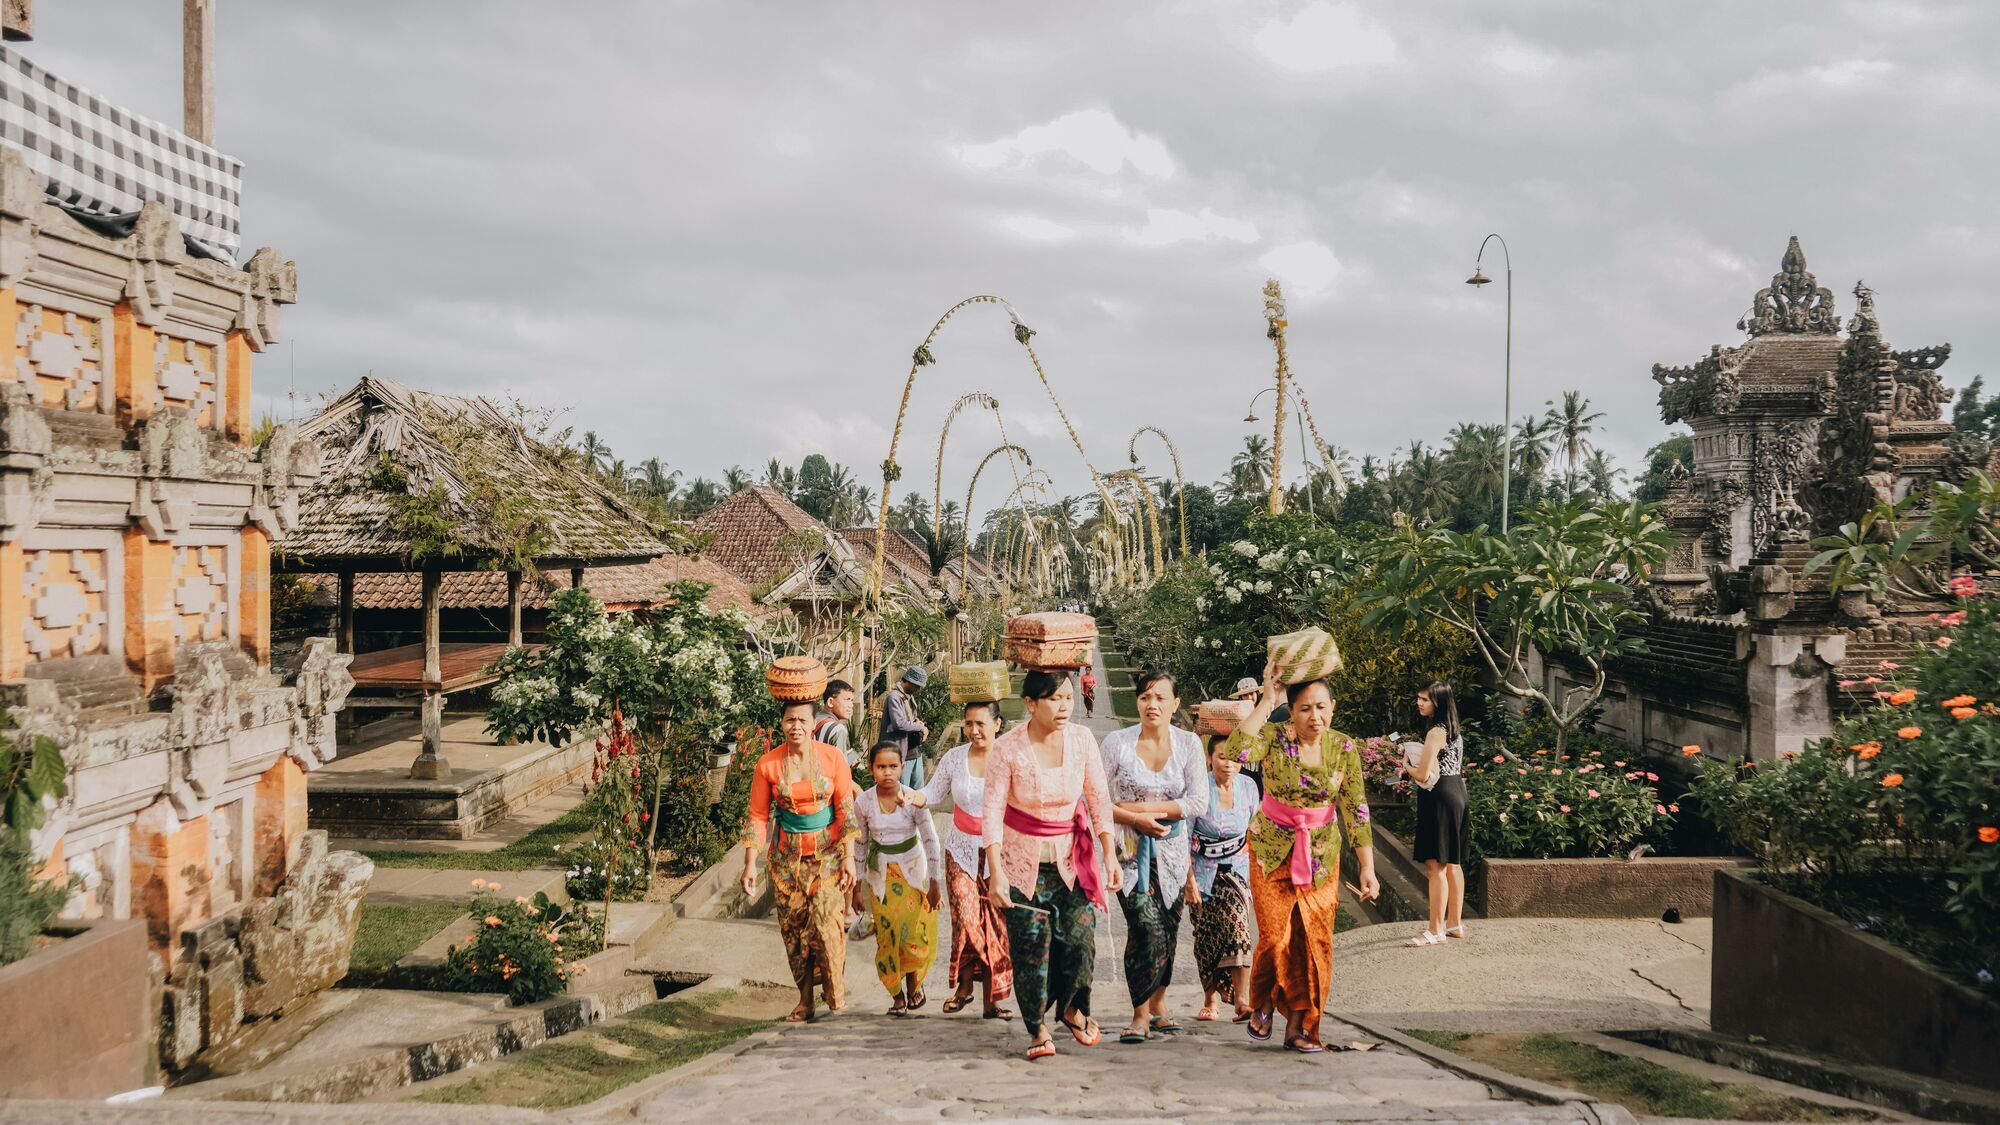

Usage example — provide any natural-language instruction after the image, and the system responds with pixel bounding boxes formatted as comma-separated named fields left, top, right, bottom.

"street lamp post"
left=1466, top=234, right=1513, bottom=533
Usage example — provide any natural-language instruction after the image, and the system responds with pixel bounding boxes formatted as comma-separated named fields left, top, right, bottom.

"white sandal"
left=1445, top=925, right=1469, bottom=939
left=1404, top=929, right=1445, bottom=947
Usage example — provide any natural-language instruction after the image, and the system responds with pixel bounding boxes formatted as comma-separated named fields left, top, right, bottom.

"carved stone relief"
left=14, top=304, right=105, bottom=411
left=21, top=547, right=110, bottom=659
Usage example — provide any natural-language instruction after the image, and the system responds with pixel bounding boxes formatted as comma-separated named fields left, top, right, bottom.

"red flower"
left=1680, top=745, right=1701, bottom=757
left=1979, top=826, right=2000, bottom=844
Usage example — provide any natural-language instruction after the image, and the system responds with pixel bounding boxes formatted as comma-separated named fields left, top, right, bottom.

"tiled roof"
left=689, top=486, right=831, bottom=586
left=281, top=376, right=671, bottom=567
left=1737, top=336, right=1843, bottom=387
left=837, top=527, right=940, bottom=601
left=306, top=555, right=764, bottom=615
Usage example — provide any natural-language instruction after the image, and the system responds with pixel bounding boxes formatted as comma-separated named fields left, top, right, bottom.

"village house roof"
left=281, top=376, right=672, bottom=570
left=689, top=486, right=834, bottom=586
left=305, top=554, right=765, bottom=616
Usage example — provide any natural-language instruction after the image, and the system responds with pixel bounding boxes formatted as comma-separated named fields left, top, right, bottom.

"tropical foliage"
left=1355, top=500, right=1677, bottom=752
left=441, top=881, right=605, bottom=1005
left=0, top=710, right=75, bottom=966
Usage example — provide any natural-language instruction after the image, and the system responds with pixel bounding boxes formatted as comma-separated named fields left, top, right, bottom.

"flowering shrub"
left=1691, top=585, right=2000, bottom=960
left=1463, top=742, right=1670, bottom=860
left=441, top=882, right=605, bottom=1005
left=487, top=584, right=775, bottom=873
left=1110, top=514, right=1470, bottom=730
left=561, top=838, right=650, bottom=902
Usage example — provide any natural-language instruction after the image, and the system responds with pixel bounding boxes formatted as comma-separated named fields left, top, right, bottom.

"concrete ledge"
left=309, top=738, right=591, bottom=840
left=0, top=918, right=154, bottom=1100
left=1712, top=867, right=2000, bottom=1092
left=1624, top=1025, right=2000, bottom=1122
left=1331, top=1012, right=1638, bottom=1125
left=1480, top=856, right=1747, bottom=918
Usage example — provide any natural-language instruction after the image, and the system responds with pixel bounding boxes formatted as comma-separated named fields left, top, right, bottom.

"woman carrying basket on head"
left=1225, top=657, right=1380, bottom=1054
left=741, top=698, right=858, bottom=1023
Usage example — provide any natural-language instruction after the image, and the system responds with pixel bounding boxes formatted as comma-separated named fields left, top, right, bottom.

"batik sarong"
left=1005, top=862, right=1095, bottom=1037
left=945, top=859, right=1013, bottom=1000
left=867, top=862, right=938, bottom=996
left=1190, top=868, right=1253, bottom=999
left=1116, top=857, right=1182, bottom=1006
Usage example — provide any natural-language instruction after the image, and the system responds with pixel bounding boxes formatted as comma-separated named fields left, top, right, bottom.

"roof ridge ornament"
left=1738, top=236, right=1839, bottom=337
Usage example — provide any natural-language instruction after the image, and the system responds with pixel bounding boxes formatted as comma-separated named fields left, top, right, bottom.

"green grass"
left=342, top=903, right=465, bottom=987
left=410, top=990, right=773, bottom=1109
left=1334, top=906, right=1360, bottom=933
left=360, top=802, right=595, bottom=870
left=1398, top=1030, right=1870, bottom=1121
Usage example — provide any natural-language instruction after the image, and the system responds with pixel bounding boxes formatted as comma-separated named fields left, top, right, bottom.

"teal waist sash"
left=777, top=805, right=833, bottom=835
left=1132, top=818, right=1187, bottom=895
left=866, top=833, right=918, bottom=869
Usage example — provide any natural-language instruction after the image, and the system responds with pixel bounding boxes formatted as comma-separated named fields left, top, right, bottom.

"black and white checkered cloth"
left=0, top=46, right=242, bottom=260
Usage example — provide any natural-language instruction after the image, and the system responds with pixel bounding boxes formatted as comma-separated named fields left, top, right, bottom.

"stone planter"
left=0, top=918, right=154, bottom=1099
left=1712, top=867, right=2000, bottom=1091
left=1476, top=855, right=1748, bottom=918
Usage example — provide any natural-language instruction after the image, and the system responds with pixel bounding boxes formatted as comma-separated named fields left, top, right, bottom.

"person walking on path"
left=881, top=667, right=932, bottom=790
left=815, top=679, right=856, bottom=767
left=1400, top=680, right=1469, bottom=946
left=1188, top=733, right=1257, bottom=1023
left=1098, top=671, right=1207, bottom=1043
left=1080, top=668, right=1098, bottom=718
left=852, top=742, right=943, bottom=1014
left=1225, top=660, right=1381, bottom=1054
left=983, top=670, right=1119, bottom=1060
left=907, top=701, right=1015, bottom=1019
left=741, top=700, right=858, bottom=1023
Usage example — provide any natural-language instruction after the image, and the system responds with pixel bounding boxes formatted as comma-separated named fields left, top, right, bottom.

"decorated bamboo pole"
left=1128, top=426, right=1188, bottom=557
left=1263, top=280, right=1290, bottom=516
left=960, top=443, right=1032, bottom=605
left=1110, top=468, right=1164, bottom=579
left=932, top=391, right=999, bottom=535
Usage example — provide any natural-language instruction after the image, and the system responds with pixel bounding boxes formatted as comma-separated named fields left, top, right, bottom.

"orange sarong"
left=1246, top=852, right=1340, bottom=1042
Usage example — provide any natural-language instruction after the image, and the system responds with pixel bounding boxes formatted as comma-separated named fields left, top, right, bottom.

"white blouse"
left=1098, top=724, right=1208, bottom=908
left=918, top=743, right=987, bottom=879
left=851, top=787, right=942, bottom=899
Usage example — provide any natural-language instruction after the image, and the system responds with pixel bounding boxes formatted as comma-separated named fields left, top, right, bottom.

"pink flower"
left=1935, top=636, right=1954, bottom=648
left=1655, top=803, right=1668, bottom=815
left=1614, top=761, right=1626, bottom=767
left=1517, top=768, right=1528, bottom=775
left=1837, top=681, right=1862, bottom=689
left=1559, top=805, right=1572, bottom=813
left=1646, top=772, right=1660, bottom=782
left=1492, top=755, right=1505, bottom=763
left=1587, top=789, right=1600, bottom=798
left=1668, top=803, right=1680, bottom=813
left=1862, top=676, right=1883, bottom=684
left=1940, top=611, right=1966, bottom=626
left=1550, top=768, right=1562, bottom=776
left=1880, top=661, right=1900, bottom=670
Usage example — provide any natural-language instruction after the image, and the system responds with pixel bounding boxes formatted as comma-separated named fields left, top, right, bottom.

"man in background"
left=881, top=667, right=931, bottom=789
left=815, top=679, right=855, bottom=766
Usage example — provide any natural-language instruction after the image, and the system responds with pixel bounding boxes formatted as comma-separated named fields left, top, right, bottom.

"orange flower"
left=1680, top=744, right=1702, bottom=757
left=1854, top=742, right=1882, bottom=759
left=485, top=915, right=502, bottom=926
left=1897, top=726, right=1922, bottom=739
left=1888, top=689, right=1918, bottom=706
left=1881, top=773, right=1904, bottom=787
left=1935, top=637, right=1953, bottom=648
left=1942, top=694, right=1976, bottom=709
left=471, top=878, right=488, bottom=890
left=1979, top=826, right=2000, bottom=844
left=1951, top=707, right=1978, bottom=720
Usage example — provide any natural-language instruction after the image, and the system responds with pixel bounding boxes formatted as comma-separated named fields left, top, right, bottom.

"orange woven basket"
left=766, top=655, right=828, bottom=703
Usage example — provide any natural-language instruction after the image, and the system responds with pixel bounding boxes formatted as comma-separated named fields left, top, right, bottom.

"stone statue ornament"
left=1738, top=236, right=1839, bottom=337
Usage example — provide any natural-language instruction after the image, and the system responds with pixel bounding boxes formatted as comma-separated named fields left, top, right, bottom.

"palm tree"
left=1512, top=414, right=1555, bottom=494
left=762, top=459, right=798, bottom=498
left=1445, top=423, right=1506, bottom=522
left=578, top=431, right=610, bottom=478
left=847, top=483, right=875, bottom=526
left=1226, top=434, right=1272, bottom=503
left=1545, top=391, right=1605, bottom=499
left=635, top=457, right=679, bottom=503
left=891, top=491, right=928, bottom=532
left=723, top=466, right=752, bottom=493
left=1584, top=449, right=1622, bottom=500
left=679, top=477, right=724, bottom=518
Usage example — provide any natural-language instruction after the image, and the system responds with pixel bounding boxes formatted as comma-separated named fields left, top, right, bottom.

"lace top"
left=1099, top=724, right=1208, bottom=907
left=918, top=743, right=987, bottom=878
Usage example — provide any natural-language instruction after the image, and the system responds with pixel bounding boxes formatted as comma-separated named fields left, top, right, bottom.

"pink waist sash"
left=952, top=805, right=983, bottom=837
left=1003, top=801, right=1105, bottom=910
left=1260, top=794, right=1337, bottom=886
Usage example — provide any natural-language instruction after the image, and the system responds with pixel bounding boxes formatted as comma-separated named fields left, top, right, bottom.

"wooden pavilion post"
left=506, top=569, right=523, bottom=647
left=409, top=567, right=449, bottom=779
left=337, top=571, right=355, bottom=653
left=570, top=565, right=585, bottom=591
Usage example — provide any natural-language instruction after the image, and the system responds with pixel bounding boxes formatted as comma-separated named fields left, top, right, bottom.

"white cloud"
left=1488, top=35, right=1559, bottom=77
left=955, top=108, right=1174, bottom=177
left=1807, top=59, right=1894, bottom=87
left=1253, top=3, right=1398, bottom=73
left=1127, top=207, right=1260, bottom=246
left=1000, top=214, right=1078, bottom=242
left=1259, top=241, right=1344, bottom=297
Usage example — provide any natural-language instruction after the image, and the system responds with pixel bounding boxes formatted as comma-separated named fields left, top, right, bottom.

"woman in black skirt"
left=1402, top=681, right=1466, bottom=946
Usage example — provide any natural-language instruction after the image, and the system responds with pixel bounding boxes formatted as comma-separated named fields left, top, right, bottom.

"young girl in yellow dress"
left=852, top=741, right=943, bottom=1014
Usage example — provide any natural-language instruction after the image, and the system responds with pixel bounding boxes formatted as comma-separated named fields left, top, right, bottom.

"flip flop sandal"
left=1285, top=1036, right=1326, bottom=1054
left=1118, top=1028, right=1150, bottom=1044
left=1060, top=1014, right=1102, bottom=1047
left=984, top=1006, right=1016, bottom=1020
left=941, top=994, right=973, bottom=1014
left=1246, top=1010, right=1274, bottom=1041
left=1025, top=1040, right=1057, bottom=1061
left=906, top=988, right=927, bottom=1011
left=1195, top=1005, right=1220, bottom=1022
left=1150, top=1016, right=1185, bottom=1034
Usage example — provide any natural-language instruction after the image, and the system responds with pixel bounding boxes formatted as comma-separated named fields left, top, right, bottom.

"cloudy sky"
left=25, top=2, right=1999, bottom=518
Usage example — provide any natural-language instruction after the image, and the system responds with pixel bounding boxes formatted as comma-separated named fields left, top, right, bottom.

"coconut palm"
left=1445, top=423, right=1507, bottom=521
left=1584, top=449, right=1623, bottom=500
left=1545, top=391, right=1605, bottom=498
left=578, top=431, right=610, bottom=478
left=1225, top=434, right=1272, bottom=503
left=723, top=466, right=752, bottom=493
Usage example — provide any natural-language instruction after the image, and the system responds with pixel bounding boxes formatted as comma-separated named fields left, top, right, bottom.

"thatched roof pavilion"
left=280, top=375, right=672, bottom=777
